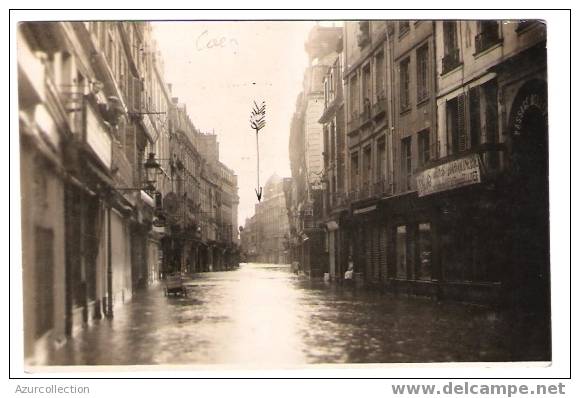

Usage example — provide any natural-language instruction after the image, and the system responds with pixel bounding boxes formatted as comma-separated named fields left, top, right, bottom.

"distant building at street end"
left=241, top=174, right=291, bottom=264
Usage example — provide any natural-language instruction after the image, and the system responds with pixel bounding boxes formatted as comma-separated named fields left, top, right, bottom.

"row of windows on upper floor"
left=359, top=20, right=539, bottom=45
left=346, top=78, right=499, bottom=193
left=345, top=20, right=541, bottom=119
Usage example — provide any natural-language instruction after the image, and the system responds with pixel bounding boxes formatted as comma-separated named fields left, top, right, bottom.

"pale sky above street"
left=152, top=21, right=317, bottom=226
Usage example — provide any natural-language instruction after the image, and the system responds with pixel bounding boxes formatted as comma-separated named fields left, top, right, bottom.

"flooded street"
left=50, top=263, right=534, bottom=366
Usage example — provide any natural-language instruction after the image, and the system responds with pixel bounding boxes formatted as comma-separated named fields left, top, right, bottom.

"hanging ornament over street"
left=249, top=100, right=266, bottom=202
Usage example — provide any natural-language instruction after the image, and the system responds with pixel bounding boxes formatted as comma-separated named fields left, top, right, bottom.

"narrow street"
left=49, top=263, right=529, bottom=366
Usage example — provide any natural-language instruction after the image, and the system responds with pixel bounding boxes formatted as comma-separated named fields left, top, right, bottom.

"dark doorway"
left=507, top=79, right=551, bottom=360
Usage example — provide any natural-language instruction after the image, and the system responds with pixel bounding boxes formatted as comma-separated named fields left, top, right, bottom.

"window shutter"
left=457, top=93, right=467, bottom=152
left=132, top=77, right=141, bottom=113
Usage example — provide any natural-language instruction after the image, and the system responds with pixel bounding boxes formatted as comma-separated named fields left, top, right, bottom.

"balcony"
left=372, top=97, right=387, bottom=119
left=360, top=182, right=372, bottom=200
left=373, top=179, right=391, bottom=196
left=358, top=98, right=372, bottom=128
left=475, top=28, right=501, bottom=54
left=347, top=112, right=360, bottom=133
left=442, top=48, right=461, bottom=75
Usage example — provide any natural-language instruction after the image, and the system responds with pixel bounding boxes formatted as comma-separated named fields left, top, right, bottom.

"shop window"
left=418, top=223, right=432, bottom=280
left=396, top=225, right=407, bottom=278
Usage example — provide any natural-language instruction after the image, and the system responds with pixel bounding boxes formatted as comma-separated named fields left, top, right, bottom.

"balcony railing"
left=345, top=178, right=392, bottom=205
left=360, top=106, right=371, bottom=127
left=372, top=97, right=387, bottom=119
left=475, top=28, right=501, bottom=54
left=347, top=112, right=360, bottom=133
left=442, top=48, right=461, bottom=74
left=373, top=179, right=391, bottom=196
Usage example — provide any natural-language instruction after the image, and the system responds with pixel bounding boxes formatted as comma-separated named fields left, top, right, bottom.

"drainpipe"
left=106, top=200, right=113, bottom=319
left=385, top=25, right=395, bottom=194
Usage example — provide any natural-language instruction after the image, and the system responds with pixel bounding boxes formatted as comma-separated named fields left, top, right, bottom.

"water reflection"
left=49, top=263, right=545, bottom=366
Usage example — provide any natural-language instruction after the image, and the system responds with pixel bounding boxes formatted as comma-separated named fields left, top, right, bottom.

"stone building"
left=317, top=20, right=548, bottom=316
left=287, top=25, right=342, bottom=277
left=242, top=174, right=291, bottom=264
left=17, top=21, right=239, bottom=365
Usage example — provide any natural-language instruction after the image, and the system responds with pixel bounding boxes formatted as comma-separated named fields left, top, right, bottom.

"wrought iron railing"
left=372, top=97, right=387, bottom=119
left=442, top=47, right=461, bottom=74
left=347, top=112, right=360, bottom=133
left=475, top=28, right=501, bottom=54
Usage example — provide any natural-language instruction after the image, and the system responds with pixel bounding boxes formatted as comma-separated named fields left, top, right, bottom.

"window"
left=375, top=52, right=385, bottom=100
left=399, top=58, right=410, bottom=111
left=350, top=152, right=359, bottom=191
left=418, top=223, right=432, bottom=280
left=401, top=136, right=412, bottom=190
left=475, top=21, right=500, bottom=53
left=442, top=22, right=460, bottom=74
left=418, top=129, right=431, bottom=166
left=482, top=79, right=498, bottom=144
left=363, top=145, right=372, bottom=190
left=362, top=64, right=372, bottom=116
left=377, top=137, right=386, bottom=182
left=350, top=75, right=359, bottom=117
left=330, top=122, right=336, bottom=167
left=398, top=21, right=410, bottom=37
left=446, top=94, right=467, bottom=154
left=469, top=86, right=481, bottom=147
left=416, top=44, right=429, bottom=102
left=396, top=225, right=407, bottom=278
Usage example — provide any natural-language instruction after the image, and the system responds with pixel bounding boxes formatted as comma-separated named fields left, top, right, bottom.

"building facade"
left=287, top=25, right=342, bottom=277
left=17, top=21, right=240, bottom=365
left=241, top=174, right=291, bottom=264
left=315, top=20, right=548, bottom=312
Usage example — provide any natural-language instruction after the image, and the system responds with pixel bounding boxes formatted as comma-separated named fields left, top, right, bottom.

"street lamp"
left=144, top=152, right=161, bottom=190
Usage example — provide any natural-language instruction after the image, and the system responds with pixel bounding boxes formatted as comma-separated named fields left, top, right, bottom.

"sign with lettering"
left=353, top=205, right=377, bottom=215
left=416, top=154, right=482, bottom=197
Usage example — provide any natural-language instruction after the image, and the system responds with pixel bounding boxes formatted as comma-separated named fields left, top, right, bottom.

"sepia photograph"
left=15, top=16, right=553, bottom=370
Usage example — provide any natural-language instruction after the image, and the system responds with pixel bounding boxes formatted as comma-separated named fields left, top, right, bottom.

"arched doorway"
left=506, top=78, right=550, bottom=359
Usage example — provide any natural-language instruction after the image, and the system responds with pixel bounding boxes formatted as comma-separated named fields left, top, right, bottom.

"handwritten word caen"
left=196, top=30, right=239, bottom=53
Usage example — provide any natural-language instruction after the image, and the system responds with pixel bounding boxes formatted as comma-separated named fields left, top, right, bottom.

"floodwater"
left=49, top=263, right=550, bottom=366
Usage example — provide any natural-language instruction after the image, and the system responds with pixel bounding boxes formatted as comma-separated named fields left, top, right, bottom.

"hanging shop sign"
left=416, top=154, right=482, bottom=197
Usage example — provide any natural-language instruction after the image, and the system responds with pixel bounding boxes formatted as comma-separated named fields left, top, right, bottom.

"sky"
left=152, top=21, right=315, bottom=227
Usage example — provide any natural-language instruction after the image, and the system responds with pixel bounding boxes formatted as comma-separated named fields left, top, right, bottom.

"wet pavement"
left=49, top=263, right=548, bottom=366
